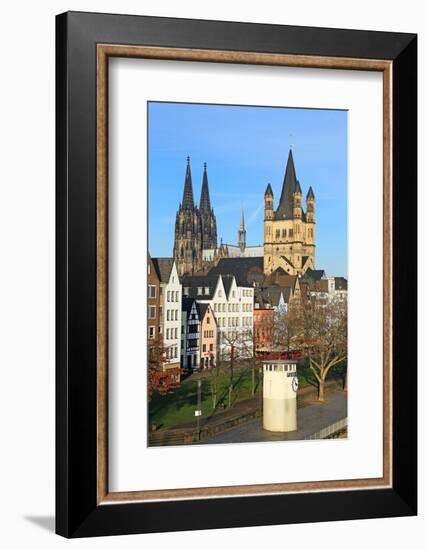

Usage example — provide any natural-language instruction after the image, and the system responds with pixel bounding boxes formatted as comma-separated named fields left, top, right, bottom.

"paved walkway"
left=172, top=379, right=342, bottom=432
left=203, top=390, right=347, bottom=444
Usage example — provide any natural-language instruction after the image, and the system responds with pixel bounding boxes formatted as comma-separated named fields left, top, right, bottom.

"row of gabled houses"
left=148, top=255, right=347, bottom=375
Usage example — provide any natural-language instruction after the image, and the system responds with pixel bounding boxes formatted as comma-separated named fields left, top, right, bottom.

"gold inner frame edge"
left=96, top=44, right=393, bottom=504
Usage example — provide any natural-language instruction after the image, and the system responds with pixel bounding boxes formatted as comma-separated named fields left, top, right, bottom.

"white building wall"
left=197, top=275, right=254, bottom=358
left=310, top=277, right=348, bottom=304
left=162, top=262, right=182, bottom=368
left=202, top=246, right=263, bottom=261
left=180, top=309, right=187, bottom=367
left=224, top=245, right=264, bottom=258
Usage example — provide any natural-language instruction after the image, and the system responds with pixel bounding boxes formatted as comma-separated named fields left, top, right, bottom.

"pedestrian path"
left=203, top=391, right=347, bottom=444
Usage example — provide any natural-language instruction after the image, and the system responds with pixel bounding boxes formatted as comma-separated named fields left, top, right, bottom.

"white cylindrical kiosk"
left=262, top=360, right=298, bottom=432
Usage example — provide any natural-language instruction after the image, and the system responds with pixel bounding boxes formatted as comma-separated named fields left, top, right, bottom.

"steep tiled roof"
left=334, top=277, right=348, bottom=291
left=254, top=286, right=291, bottom=308
left=263, top=269, right=297, bottom=289
left=182, top=297, right=197, bottom=315
left=152, top=257, right=174, bottom=283
left=221, top=274, right=234, bottom=298
left=196, top=302, right=210, bottom=320
left=181, top=274, right=219, bottom=299
left=208, top=257, right=263, bottom=287
left=301, top=268, right=326, bottom=284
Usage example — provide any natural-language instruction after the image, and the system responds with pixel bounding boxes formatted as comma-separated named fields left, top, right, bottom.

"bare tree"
left=273, top=301, right=305, bottom=354
left=301, top=296, right=347, bottom=402
left=207, top=360, right=226, bottom=410
left=148, top=336, right=180, bottom=400
left=220, top=327, right=253, bottom=408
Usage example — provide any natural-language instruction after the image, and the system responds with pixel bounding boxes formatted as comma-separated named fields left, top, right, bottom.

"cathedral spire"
left=238, top=207, right=246, bottom=252
left=182, top=156, right=194, bottom=210
left=276, top=148, right=297, bottom=220
left=199, top=161, right=211, bottom=212
left=199, top=161, right=217, bottom=250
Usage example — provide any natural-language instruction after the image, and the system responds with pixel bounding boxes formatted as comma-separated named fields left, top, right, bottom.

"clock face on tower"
left=292, top=376, right=299, bottom=392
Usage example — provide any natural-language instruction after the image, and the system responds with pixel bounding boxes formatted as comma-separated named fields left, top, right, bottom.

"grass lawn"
left=149, top=366, right=262, bottom=430
left=148, top=360, right=347, bottom=430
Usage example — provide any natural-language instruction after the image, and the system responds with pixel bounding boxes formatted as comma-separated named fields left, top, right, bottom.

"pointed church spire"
left=182, top=156, right=194, bottom=209
left=238, top=207, right=246, bottom=252
left=276, top=149, right=298, bottom=219
left=264, top=183, right=273, bottom=197
left=306, top=186, right=315, bottom=200
left=199, top=161, right=211, bottom=212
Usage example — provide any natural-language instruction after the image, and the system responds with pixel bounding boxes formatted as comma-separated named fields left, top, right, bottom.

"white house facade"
left=183, top=273, right=254, bottom=359
left=152, top=258, right=182, bottom=372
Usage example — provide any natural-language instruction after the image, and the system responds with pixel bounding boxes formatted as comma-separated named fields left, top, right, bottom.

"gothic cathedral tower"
left=263, top=149, right=316, bottom=275
left=174, top=157, right=203, bottom=276
left=199, top=162, right=217, bottom=251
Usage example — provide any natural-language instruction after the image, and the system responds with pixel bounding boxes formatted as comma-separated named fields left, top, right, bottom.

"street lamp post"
left=195, top=379, right=202, bottom=441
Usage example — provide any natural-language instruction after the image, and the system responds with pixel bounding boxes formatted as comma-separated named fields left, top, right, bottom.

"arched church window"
left=282, top=228, right=286, bottom=238
left=275, top=229, right=280, bottom=239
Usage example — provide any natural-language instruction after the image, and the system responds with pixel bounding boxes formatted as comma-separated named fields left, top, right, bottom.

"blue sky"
left=148, top=102, right=347, bottom=276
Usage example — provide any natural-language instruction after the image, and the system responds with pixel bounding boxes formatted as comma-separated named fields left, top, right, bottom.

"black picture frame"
left=56, top=11, right=417, bottom=538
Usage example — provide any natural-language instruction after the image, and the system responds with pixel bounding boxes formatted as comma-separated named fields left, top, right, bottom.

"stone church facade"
left=173, top=158, right=217, bottom=276
left=263, top=149, right=315, bottom=275
left=173, top=150, right=316, bottom=277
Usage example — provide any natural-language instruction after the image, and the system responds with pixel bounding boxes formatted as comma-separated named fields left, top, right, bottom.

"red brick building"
left=147, top=255, right=160, bottom=341
left=253, top=308, right=274, bottom=353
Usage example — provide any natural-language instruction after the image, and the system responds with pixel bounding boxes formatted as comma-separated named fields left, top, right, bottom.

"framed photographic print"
left=56, top=11, right=417, bottom=537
